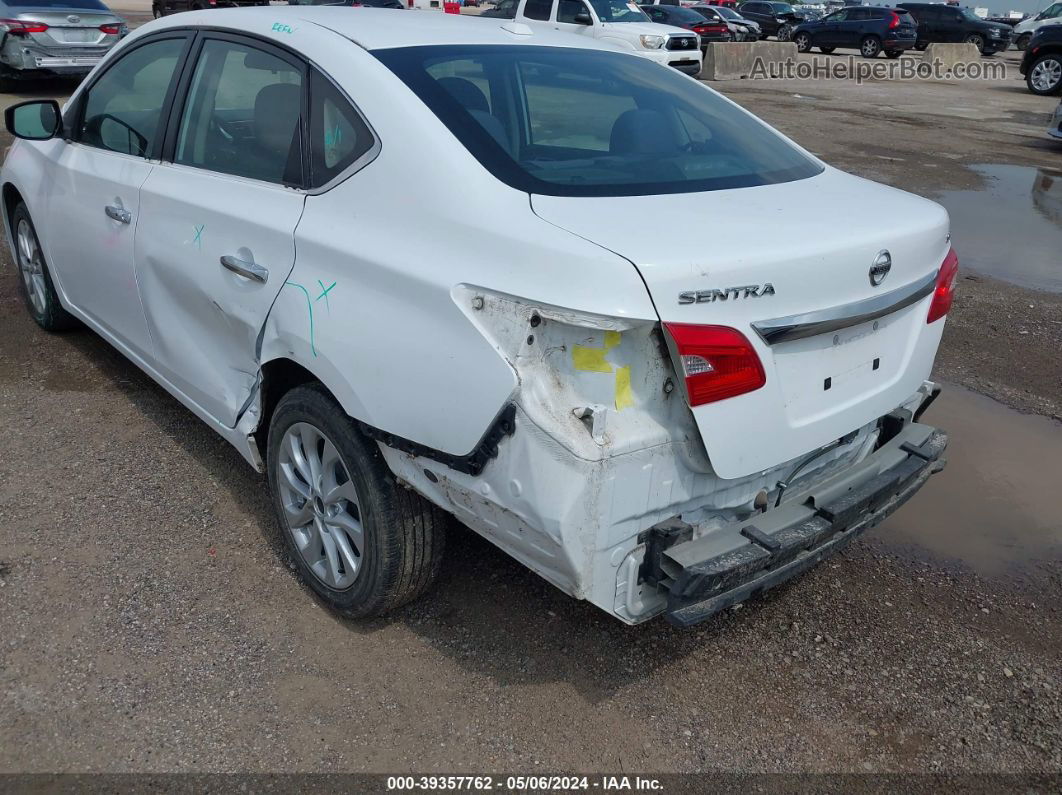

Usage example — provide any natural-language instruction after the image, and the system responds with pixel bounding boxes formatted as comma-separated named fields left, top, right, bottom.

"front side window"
left=587, top=0, right=647, bottom=22
left=376, top=45, right=822, bottom=197
left=79, top=37, right=185, bottom=157
left=175, top=39, right=304, bottom=185
left=558, top=0, right=591, bottom=23
left=524, top=0, right=553, bottom=20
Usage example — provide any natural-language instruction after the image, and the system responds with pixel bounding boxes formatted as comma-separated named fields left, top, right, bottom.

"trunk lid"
left=531, top=167, right=951, bottom=479
left=11, top=11, right=118, bottom=47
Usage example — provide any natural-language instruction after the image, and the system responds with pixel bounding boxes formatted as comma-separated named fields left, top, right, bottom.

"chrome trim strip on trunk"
left=751, top=270, right=937, bottom=345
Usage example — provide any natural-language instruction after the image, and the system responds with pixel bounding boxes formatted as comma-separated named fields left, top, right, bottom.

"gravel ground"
left=0, top=30, right=1060, bottom=779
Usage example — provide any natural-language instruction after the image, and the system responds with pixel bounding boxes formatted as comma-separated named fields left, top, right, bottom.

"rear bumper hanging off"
left=651, top=422, right=948, bottom=627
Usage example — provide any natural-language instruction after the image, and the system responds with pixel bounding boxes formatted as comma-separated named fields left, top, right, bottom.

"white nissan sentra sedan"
left=2, top=8, right=956, bottom=626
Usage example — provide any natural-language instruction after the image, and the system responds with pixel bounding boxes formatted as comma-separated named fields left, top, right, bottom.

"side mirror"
left=5, top=100, right=62, bottom=141
left=574, top=10, right=592, bottom=24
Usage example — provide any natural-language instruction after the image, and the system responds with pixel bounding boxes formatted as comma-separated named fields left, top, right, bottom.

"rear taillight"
left=889, top=12, right=900, bottom=29
left=1, top=19, right=49, bottom=34
left=99, top=23, right=121, bottom=34
left=663, top=323, right=766, bottom=406
left=927, top=248, right=959, bottom=324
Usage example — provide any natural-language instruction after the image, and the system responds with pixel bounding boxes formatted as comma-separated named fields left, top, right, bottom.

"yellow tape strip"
left=615, top=366, right=633, bottom=411
left=572, top=345, right=613, bottom=373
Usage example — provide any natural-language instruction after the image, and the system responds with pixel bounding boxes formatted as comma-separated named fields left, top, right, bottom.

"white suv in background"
left=501, top=0, right=703, bottom=74
left=1015, top=2, right=1062, bottom=51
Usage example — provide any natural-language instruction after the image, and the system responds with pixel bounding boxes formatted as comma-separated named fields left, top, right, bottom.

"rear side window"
left=376, top=45, right=822, bottom=197
left=174, top=39, right=304, bottom=185
left=79, top=37, right=185, bottom=158
left=308, top=70, right=376, bottom=188
left=524, top=0, right=553, bottom=20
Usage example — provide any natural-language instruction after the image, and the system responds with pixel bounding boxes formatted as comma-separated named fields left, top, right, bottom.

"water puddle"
left=932, top=164, right=1062, bottom=293
left=877, top=384, right=1062, bottom=578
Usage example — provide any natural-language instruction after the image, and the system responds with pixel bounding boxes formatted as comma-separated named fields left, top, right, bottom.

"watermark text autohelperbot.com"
left=750, top=56, right=1007, bottom=84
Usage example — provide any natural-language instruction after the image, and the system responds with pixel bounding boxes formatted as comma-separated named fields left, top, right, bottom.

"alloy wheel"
left=277, top=421, right=365, bottom=590
left=16, top=218, right=46, bottom=316
left=794, top=32, right=811, bottom=52
left=1031, top=58, right=1062, bottom=94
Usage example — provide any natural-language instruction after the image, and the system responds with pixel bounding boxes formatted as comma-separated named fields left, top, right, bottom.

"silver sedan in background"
left=0, top=0, right=127, bottom=88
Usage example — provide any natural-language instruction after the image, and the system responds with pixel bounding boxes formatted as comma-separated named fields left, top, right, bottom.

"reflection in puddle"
left=877, top=384, right=1062, bottom=578
left=932, top=164, right=1062, bottom=293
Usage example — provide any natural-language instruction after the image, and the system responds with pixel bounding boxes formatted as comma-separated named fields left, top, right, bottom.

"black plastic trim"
left=357, top=404, right=517, bottom=477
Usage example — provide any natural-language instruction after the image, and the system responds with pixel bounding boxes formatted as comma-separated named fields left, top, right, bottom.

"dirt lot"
left=0, top=19, right=1060, bottom=780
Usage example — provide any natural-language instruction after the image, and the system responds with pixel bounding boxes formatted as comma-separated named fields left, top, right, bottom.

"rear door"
left=817, top=9, right=846, bottom=46
left=837, top=7, right=869, bottom=48
left=134, top=33, right=307, bottom=427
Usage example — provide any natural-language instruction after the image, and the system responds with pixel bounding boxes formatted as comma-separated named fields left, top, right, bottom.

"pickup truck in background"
left=483, top=0, right=703, bottom=74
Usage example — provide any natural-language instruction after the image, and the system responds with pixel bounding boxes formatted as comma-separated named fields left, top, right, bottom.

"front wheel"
left=914, top=40, right=928, bottom=51
left=1027, top=55, right=1062, bottom=96
left=267, top=384, right=447, bottom=618
left=151, top=3, right=162, bottom=17
left=777, top=24, right=793, bottom=42
left=11, top=203, right=78, bottom=332
left=819, top=46, right=836, bottom=54
left=861, top=35, right=882, bottom=58
left=964, top=33, right=985, bottom=54
left=1016, top=33, right=1031, bottom=51
left=794, top=31, right=812, bottom=53
left=884, top=49, right=903, bottom=59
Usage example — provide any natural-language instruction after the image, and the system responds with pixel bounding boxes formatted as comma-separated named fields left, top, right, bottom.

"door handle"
left=220, top=254, right=269, bottom=284
left=105, top=205, right=131, bottom=224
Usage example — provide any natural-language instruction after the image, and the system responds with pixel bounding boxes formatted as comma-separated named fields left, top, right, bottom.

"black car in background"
left=640, top=4, right=732, bottom=46
left=792, top=6, right=917, bottom=59
left=897, top=3, right=1012, bottom=55
left=1020, top=24, right=1062, bottom=96
left=737, top=1, right=803, bottom=39
left=153, top=0, right=266, bottom=15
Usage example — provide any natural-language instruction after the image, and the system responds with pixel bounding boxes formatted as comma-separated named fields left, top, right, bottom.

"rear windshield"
left=374, top=45, right=822, bottom=197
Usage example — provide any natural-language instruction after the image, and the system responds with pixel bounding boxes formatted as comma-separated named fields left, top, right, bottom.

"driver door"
left=42, top=33, right=192, bottom=360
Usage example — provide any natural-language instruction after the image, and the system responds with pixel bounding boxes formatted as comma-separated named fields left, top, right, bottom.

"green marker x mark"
left=316, top=279, right=336, bottom=310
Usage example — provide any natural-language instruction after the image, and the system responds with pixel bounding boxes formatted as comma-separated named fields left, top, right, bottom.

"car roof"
left=147, top=7, right=623, bottom=53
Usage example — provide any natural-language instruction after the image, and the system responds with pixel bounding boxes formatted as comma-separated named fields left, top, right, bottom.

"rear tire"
left=914, top=40, right=928, bottom=51
left=267, top=384, right=447, bottom=618
left=860, top=35, right=882, bottom=58
left=819, top=46, right=836, bottom=54
left=151, top=3, right=162, bottom=17
left=11, top=203, right=79, bottom=332
left=884, top=49, right=903, bottom=59
left=794, top=31, right=812, bottom=53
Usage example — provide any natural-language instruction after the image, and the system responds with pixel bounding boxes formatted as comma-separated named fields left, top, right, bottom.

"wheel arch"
left=3, top=182, right=24, bottom=225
